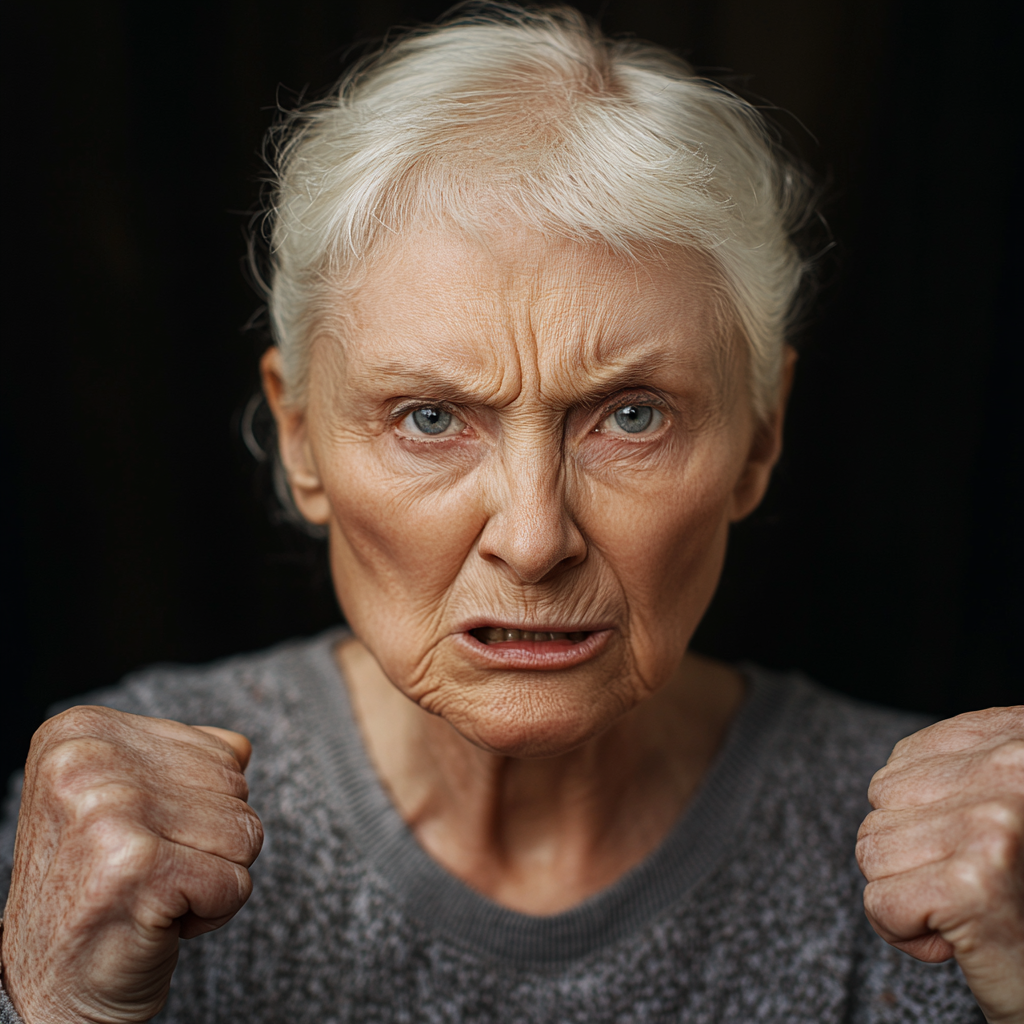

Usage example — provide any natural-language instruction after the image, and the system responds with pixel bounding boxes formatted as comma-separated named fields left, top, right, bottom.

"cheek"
left=583, top=445, right=739, bottom=645
left=320, top=446, right=486, bottom=642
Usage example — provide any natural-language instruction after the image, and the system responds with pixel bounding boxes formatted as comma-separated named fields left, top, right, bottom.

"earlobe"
left=259, top=347, right=331, bottom=525
left=729, top=346, right=797, bottom=523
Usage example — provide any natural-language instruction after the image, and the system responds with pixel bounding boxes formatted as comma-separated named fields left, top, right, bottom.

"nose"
left=476, top=450, right=587, bottom=585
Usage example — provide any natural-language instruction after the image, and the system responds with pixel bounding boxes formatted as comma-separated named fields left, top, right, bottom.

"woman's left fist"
left=857, top=706, right=1024, bottom=1024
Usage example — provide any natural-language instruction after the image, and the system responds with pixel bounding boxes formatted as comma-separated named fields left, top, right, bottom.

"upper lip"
left=454, top=618, right=613, bottom=635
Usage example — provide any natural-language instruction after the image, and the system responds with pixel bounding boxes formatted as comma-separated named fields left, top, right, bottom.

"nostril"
left=476, top=494, right=587, bottom=584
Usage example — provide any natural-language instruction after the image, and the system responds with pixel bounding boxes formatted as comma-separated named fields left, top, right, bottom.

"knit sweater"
left=0, top=630, right=983, bottom=1023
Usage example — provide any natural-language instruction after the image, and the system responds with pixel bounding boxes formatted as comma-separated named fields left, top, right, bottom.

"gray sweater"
left=0, top=630, right=983, bottom=1023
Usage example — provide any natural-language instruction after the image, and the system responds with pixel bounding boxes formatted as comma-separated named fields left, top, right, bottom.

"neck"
left=336, top=637, right=745, bottom=914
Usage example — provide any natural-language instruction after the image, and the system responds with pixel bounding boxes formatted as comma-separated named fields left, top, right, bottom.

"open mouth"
left=470, top=628, right=590, bottom=644
left=458, top=625, right=611, bottom=669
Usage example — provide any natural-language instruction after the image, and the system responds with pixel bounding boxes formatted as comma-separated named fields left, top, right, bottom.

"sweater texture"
left=0, top=630, right=982, bottom=1022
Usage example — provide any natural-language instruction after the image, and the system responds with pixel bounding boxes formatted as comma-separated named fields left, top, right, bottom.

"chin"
left=436, top=677, right=632, bottom=759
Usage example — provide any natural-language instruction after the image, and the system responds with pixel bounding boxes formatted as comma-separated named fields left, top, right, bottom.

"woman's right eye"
left=400, top=406, right=465, bottom=437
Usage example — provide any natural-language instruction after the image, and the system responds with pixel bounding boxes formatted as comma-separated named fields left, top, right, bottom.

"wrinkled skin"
left=272, top=229, right=773, bottom=761
left=2, top=710, right=260, bottom=1023
left=859, top=709, right=1024, bottom=1023
left=2, top=226, right=1021, bottom=1023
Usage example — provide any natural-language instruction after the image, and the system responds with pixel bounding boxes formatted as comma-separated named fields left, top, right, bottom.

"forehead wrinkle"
left=539, top=346, right=691, bottom=408
left=348, top=357, right=514, bottom=406
left=345, top=226, right=736, bottom=415
left=529, top=276, right=727, bottom=409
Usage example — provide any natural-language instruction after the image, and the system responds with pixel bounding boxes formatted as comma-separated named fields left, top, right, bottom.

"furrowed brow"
left=558, top=353, right=680, bottom=406
left=354, top=360, right=497, bottom=404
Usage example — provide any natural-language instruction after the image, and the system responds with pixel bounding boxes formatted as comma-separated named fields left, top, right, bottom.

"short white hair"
left=260, top=4, right=816, bottom=419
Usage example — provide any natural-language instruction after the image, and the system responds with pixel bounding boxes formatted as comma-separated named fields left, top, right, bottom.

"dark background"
left=3, top=0, right=1020, bottom=785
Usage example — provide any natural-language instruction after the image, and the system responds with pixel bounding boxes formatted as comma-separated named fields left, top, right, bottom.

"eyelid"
left=596, top=390, right=669, bottom=418
left=390, top=398, right=462, bottom=422
left=393, top=401, right=470, bottom=441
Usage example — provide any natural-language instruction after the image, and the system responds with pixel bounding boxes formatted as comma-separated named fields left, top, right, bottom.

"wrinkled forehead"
left=322, top=224, right=742, bottom=404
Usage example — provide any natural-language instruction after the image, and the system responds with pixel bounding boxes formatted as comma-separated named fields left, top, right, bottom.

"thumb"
left=192, top=725, right=253, bottom=771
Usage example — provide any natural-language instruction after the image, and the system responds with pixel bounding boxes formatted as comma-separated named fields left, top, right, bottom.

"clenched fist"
left=858, top=706, right=1024, bottom=1024
left=1, top=706, right=263, bottom=1023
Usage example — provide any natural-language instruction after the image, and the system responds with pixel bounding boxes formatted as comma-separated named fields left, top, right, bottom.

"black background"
left=3, top=0, right=1020, bottom=786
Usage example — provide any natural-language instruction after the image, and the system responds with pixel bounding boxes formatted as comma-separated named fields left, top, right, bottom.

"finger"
left=152, top=787, right=263, bottom=867
left=55, top=823, right=254, bottom=935
left=116, top=834, right=255, bottom=935
left=35, top=732, right=250, bottom=805
left=864, top=864, right=971, bottom=962
left=41, top=706, right=240, bottom=759
left=36, top=708, right=252, bottom=797
left=857, top=796, right=1024, bottom=881
left=883, top=931, right=956, bottom=962
left=191, top=727, right=253, bottom=772
left=869, top=737, right=1024, bottom=809
left=69, top=780, right=263, bottom=867
left=886, top=706, right=1024, bottom=763
left=863, top=837, right=1022, bottom=954
left=864, top=858, right=1024, bottom=1022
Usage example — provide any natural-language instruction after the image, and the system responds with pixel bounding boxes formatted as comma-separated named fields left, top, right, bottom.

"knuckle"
left=861, top=880, right=892, bottom=927
left=37, top=737, right=124, bottom=803
left=967, top=796, right=1024, bottom=835
left=867, top=767, right=896, bottom=807
left=33, top=705, right=120, bottom=747
left=84, top=825, right=164, bottom=895
left=986, top=738, right=1024, bottom=773
left=107, top=828, right=161, bottom=874
left=888, top=732, right=918, bottom=760
left=175, top=748, right=248, bottom=799
left=948, top=855, right=989, bottom=898
left=854, top=833, right=878, bottom=875
left=240, top=805, right=264, bottom=859
left=216, top=762, right=249, bottom=801
left=945, top=845, right=1015, bottom=910
left=857, top=806, right=888, bottom=838
left=972, top=820, right=1022, bottom=874
left=203, top=858, right=253, bottom=915
left=211, top=800, right=263, bottom=863
left=974, top=706, right=1024, bottom=733
left=72, top=781, right=149, bottom=824
left=861, top=879, right=880, bottom=912
left=234, top=863, right=254, bottom=903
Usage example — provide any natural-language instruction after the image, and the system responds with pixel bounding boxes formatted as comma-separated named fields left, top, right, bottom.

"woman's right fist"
left=1, top=706, right=263, bottom=1023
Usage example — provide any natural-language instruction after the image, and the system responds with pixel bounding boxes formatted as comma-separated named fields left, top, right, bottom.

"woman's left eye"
left=400, top=405, right=465, bottom=437
left=598, top=404, right=663, bottom=435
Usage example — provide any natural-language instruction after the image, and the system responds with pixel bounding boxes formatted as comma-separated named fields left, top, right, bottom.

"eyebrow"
left=567, top=360, right=674, bottom=395
left=351, top=360, right=502, bottom=405
left=554, top=349, right=689, bottom=406
left=354, top=345, right=702, bottom=407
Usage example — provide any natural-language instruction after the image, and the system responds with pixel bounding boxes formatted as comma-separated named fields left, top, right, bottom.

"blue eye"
left=404, top=406, right=460, bottom=436
left=601, top=404, right=661, bottom=435
left=614, top=405, right=653, bottom=433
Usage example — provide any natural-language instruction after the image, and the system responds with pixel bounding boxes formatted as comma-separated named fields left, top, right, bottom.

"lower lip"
left=453, top=629, right=613, bottom=671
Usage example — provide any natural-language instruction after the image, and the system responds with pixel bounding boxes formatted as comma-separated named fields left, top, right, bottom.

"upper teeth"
left=476, top=628, right=588, bottom=643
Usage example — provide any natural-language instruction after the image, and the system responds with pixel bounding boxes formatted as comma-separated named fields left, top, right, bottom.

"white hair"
left=259, top=4, right=816, bottom=419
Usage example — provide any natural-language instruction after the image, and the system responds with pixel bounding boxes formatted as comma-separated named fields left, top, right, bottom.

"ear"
left=729, top=345, right=797, bottom=522
left=259, top=347, right=331, bottom=526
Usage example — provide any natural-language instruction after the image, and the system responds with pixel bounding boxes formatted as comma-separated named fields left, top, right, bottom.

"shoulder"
left=729, top=666, right=935, bottom=864
left=749, top=665, right=933, bottom=795
left=48, top=628, right=350, bottom=741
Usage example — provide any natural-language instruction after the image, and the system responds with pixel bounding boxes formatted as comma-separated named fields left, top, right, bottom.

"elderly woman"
left=1, top=7, right=1021, bottom=1023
